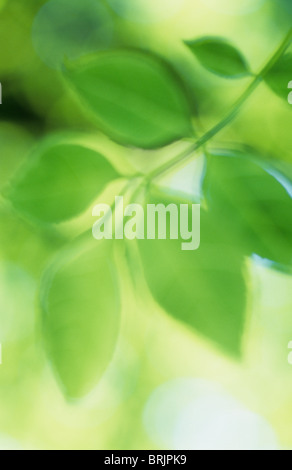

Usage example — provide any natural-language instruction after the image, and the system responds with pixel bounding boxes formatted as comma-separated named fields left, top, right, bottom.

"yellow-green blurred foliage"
left=0, top=0, right=291, bottom=450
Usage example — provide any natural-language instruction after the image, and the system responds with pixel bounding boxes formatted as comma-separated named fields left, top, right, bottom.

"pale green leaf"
left=41, top=237, right=120, bottom=398
left=3, top=138, right=119, bottom=224
left=138, top=189, right=246, bottom=356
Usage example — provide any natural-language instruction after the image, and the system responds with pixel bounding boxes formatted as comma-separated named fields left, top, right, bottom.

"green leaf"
left=264, top=53, right=292, bottom=101
left=3, top=138, right=119, bottom=224
left=138, top=188, right=246, bottom=356
left=203, top=150, right=292, bottom=268
left=64, top=50, right=193, bottom=149
left=32, top=0, right=113, bottom=70
left=41, top=237, right=120, bottom=399
left=185, top=37, right=250, bottom=78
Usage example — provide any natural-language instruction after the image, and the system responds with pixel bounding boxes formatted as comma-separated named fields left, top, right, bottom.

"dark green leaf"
left=138, top=188, right=246, bottom=356
left=185, top=37, right=250, bottom=78
left=203, top=150, right=292, bottom=267
left=264, top=53, right=292, bottom=101
left=64, top=50, right=193, bottom=148
left=3, top=138, right=119, bottom=224
left=41, top=237, right=120, bottom=398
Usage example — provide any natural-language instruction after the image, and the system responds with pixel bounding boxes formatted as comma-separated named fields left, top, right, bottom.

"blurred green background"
left=0, top=0, right=292, bottom=450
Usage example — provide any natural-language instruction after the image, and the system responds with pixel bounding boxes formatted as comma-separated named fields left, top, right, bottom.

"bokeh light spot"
left=200, top=0, right=266, bottom=15
left=144, top=378, right=278, bottom=450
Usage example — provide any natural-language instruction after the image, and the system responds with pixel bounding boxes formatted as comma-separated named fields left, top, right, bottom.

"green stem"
left=148, top=28, right=292, bottom=181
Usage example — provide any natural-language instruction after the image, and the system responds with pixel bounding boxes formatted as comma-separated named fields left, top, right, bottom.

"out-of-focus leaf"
left=203, top=150, right=292, bottom=267
left=138, top=189, right=246, bottom=356
left=264, top=53, right=292, bottom=101
left=185, top=37, right=250, bottom=78
left=64, top=50, right=193, bottom=149
left=3, top=139, right=119, bottom=224
left=32, top=0, right=113, bottom=70
left=41, top=237, right=120, bottom=399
